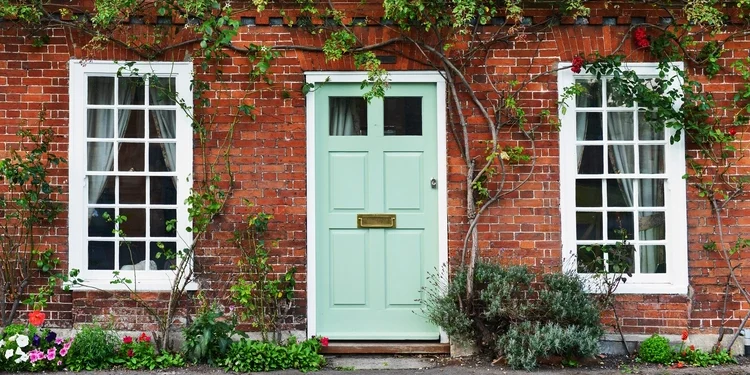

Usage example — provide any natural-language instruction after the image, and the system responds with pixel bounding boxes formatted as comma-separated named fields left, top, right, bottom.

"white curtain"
left=607, top=113, right=634, bottom=208
left=87, top=78, right=137, bottom=217
left=330, top=98, right=362, bottom=136
left=149, top=83, right=177, bottom=183
left=639, top=148, right=666, bottom=273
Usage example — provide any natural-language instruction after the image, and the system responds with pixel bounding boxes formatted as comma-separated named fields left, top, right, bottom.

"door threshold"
left=321, top=341, right=450, bottom=355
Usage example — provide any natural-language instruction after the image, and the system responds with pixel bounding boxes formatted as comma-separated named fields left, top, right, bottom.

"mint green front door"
left=315, top=82, right=439, bottom=339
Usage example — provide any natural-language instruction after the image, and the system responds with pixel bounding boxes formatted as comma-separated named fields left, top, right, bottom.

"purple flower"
left=45, top=331, right=57, bottom=343
left=32, top=334, right=41, bottom=347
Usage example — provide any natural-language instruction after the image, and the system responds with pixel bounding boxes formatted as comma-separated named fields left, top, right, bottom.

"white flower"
left=7, top=334, right=17, bottom=342
left=0, top=339, right=5, bottom=347
left=14, top=353, right=28, bottom=363
left=15, top=347, right=23, bottom=356
left=15, top=335, right=29, bottom=348
left=4, top=349, right=12, bottom=359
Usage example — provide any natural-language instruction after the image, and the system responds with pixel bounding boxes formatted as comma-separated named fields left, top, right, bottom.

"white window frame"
left=558, top=62, right=688, bottom=294
left=68, top=60, right=194, bottom=291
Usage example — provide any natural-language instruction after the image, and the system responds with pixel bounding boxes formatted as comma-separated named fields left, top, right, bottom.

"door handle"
left=430, top=178, right=437, bottom=189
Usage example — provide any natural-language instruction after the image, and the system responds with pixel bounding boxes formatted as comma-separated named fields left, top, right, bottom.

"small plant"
left=113, top=332, right=181, bottom=370
left=64, top=324, right=119, bottom=371
left=637, top=334, right=674, bottom=365
left=230, top=204, right=297, bottom=342
left=183, top=295, right=238, bottom=365
left=221, top=336, right=327, bottom=372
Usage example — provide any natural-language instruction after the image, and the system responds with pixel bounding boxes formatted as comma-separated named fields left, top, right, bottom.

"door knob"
left=430, top=178, right=437, bottom=188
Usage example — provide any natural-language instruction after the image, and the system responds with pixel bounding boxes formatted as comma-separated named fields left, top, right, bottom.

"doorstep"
left=321, top=341, right=450, bottom=355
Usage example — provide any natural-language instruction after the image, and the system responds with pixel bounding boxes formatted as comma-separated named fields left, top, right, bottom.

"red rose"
left=633, top=27, right=650, bottom=49
left=127, top=348, right=134, bottom=358
left=571, top=56, right=585, bottom=74
left=681, top=329, right=689, bottom=341
left=729, top=128, right=737, bottom=136
left=123, top=336, right=133, bottom=344
left=28, top=310, right=46, bottom=327
left=138, top=333, right=151, bottom=343
left=321, top=337, right=329, bottom=347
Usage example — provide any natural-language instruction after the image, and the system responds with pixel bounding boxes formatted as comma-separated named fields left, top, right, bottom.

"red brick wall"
left=0, top=3, right=748, bottom=337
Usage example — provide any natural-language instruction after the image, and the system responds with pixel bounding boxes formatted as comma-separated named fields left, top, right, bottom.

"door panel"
left=316, top=82, right=439, bottom=339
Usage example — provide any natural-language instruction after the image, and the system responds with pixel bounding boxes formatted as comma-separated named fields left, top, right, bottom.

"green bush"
left=222, top=337, right=325, bottom=372
left=183, top=302, right=237, bottom=365
left=423, top=262, right=603, bottom=370
left=64, top=324, right=120, bottom=371
left=637, top=334, right=674, bottom=365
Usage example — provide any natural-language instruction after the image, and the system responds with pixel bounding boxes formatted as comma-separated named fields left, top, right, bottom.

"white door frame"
left=304, top=71, right=448, bottom=342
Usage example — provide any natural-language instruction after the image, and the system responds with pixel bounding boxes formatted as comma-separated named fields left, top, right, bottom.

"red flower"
left=123, top=336, right=133, bottom=344
left=633, top=27, right=650, bottom=49
left=28, top=310, right=46, bottom=327
left=674, top=361, right=685, bottom=368
left=690, top=345, right=696, bottom=351
left=729, top=128, right=737, bottom=136
left=138, top=333, right=151, bottom=343
left=571, top=56, right=585, bottom=74
left=321, top=337, right=329, bottom=347
left=127, top=349, right=134, bottom=358
left=681, top=329, right=689, bottom=341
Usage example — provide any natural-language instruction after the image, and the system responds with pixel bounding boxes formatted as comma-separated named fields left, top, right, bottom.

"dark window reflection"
left=384, top=97, right=422, bottom=136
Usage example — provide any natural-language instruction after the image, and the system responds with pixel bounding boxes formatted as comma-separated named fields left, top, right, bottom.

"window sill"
left=68, top=279, right=199, bottom=292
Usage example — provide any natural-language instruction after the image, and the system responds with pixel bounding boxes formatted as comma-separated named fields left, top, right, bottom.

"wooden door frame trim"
left=304, top=71, right=448, bottom=343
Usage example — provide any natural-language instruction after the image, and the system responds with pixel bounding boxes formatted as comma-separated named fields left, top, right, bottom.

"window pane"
left=88, top=77, right=114, bottom=105
left=87, top=142, right=114, bottom=171
left=120, top=176, right=146, bottom=204
left=577, top=145, right=603, bottom=174
left=120, top=110, right=145, bottom=138
left=607, top=112, right=634, bottom=140
left=576, top=179, right=602, bottom=207
left=120, top=208, right=146, bottom=237
left=330, top=97, right=367, bottom=136
left=150, top=177, right=177, bottom=204
left=575, top=79, right=601, bottom=107
left=119, top=77, right=145, bottom=105
left=607, top=245, right=634, bottom=274
left=576, top=212, right=602, bottom=240
left=88, top=241, right=114, bottom=270
left=119, top=241, right=146, bottom=269
left=639, top=212, right=665, bottom=240
left=88, top=175, right=115, bottom=204
left=87, top=109, right=114, bottom=138
left=639, top=145, right=664, bottom=174
left=607, top=211, right=634, bottom=240
left=149, top=110, right=176, bottom=138
left=150, top=242, right=177, bottom=270
left=149, top=143, right=175, bottom=172
left=384, top=97, right=422, bottom=135
left=640, top=245, right=666, bottom=273
left=639, top=179, right=665, bottom=207
left=88, top=207, right=115, bottom=237
left=577, top=245, right=603, bottom=273
left=149, top=77, right=176, bottom=105
left=118, top=143, right=145, bottom=172
left=638, top=111, right=664, bottom=140
left=607, top=80, right=634, bottom=107
left=607, top=179, right=633, bottom=207
left=608, top=145, right=634, bottom=174
left=576, top=113, right=602, bottom=140
left=150, top=209, right=177, bottom=237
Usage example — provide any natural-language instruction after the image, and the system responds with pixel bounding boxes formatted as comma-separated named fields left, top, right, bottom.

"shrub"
left=423, top=262, right=603, bottom=370
left=637, top=334, right=674, bottom=365
left=222, top=337, right=325, bottom=372
left=64, top=324, right=119, bottom=371
left=183, top=301, right=237, bottom=365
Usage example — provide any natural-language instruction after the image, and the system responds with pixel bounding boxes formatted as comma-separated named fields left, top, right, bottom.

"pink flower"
left=127, top=348, right=134, bottom=358
left=123, top=336, right=133, bottom=344
left=321, top=337, right=329, bottom=347
left=55, top=338, right=63, bottom=345
left=46, top=347, right=56, bottom=361
left=29, top=349, right=43, bottom=363
left=57, top=360, right=62, bottom=366
left=59, top=347, right=68, bottom=357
